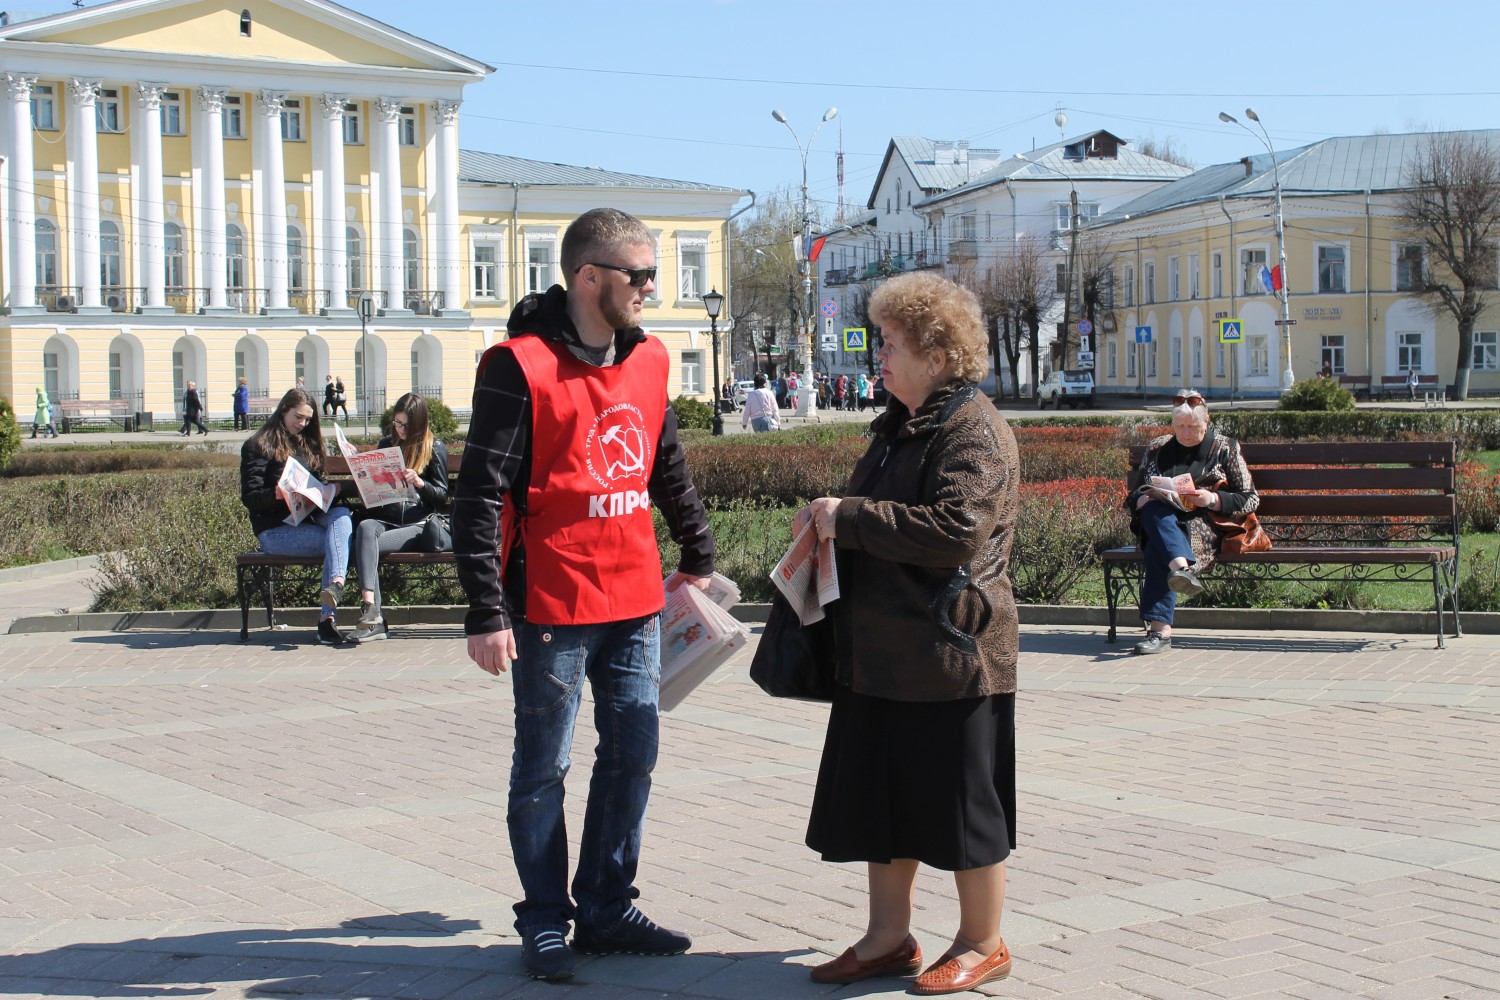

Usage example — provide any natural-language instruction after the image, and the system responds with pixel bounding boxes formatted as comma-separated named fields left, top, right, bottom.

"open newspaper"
left=770, top=520, right=840, bottom=625
left=277, top=457, right=337, bottom=526
left=1145, top=473, right=1198, bottom=512
left=333, top=422, right=418, bottom=509
left=659, top=572, right=749, bottom=712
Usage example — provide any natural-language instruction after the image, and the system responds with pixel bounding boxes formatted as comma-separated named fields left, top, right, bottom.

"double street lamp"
left=771, top=105, right=838, bottom=417
left=703, top=287, right=725, bottom=436
left=1219, top=108, right=1295, bottom=390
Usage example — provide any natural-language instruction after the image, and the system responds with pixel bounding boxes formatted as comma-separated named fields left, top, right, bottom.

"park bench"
left=246, top=396, right=277, bottom=418
left=235, top=449, right=463, bottom=641
left=58, top=398, right=137, bottom=432
left=1372, top=373, right=1441, bottom=403
left=1337, top=374, right=1371, bottom=400
left=1103, top=440, right=1461, bottom=648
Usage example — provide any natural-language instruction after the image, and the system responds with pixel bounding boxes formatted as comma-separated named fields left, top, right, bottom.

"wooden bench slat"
left=1252, top=467, right=1454, bottom=491
left=1104, top=545, right=1454, bottom=564
left=1257, top=494, right=1456, bottom=517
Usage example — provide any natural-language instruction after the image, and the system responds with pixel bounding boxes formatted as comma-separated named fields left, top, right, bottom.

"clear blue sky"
left=40, top=0, right=1500, bottom=215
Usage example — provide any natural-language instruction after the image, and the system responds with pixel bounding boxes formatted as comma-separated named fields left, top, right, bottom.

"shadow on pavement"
left=1022, top=628, right=1379, bottom=657
left=68, top=630, right=303, bottom=652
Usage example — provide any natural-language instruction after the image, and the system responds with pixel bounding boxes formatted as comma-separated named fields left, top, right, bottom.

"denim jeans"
left=507, top=613, right=661, bottom=935
left=352, top=519, right=425, bottom=611
left=257, top=506, right=353, bottom=617
left=1137, top=500, right=1195, bottom=626
left=751, top=416, right=774, bottom=433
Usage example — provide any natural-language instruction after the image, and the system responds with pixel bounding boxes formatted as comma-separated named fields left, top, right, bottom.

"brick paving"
left=0, top=620, right=1497, bottom=999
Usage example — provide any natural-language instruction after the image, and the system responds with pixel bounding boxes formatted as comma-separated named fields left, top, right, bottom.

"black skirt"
left=806, top=686, right=1016, bottom=872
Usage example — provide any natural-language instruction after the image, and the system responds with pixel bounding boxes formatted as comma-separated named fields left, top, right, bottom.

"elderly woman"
left=796, top=272, right=1020, bottom=996
left=1127, top=389, right=1259, bottom=655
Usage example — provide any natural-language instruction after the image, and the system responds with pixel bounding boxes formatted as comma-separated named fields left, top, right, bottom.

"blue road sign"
left=1218, top=319, right=1243, bottom=343
left=843, top=327, right=867, bottom=352
left=1135, top=325, right=1153, bottom=344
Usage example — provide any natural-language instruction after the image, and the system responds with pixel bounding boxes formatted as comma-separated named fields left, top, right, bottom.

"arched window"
left=35, top=218, right=57, bottom=287
left=100, top=221, right=123, bottom=289
left=240, top=9, right=252, bottom=36
left=403, top=228, right=421, bottom=292
left=346, top=226, right=364, bottom=291
left=225, top=223, right=246, bottom=289
left=164, top=222, right=185, bottom=289
left=286, top=224, right=305, bottom=291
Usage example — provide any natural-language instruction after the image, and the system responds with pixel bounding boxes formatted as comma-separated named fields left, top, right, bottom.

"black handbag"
left=749, top=592, right=837, bottom=702
left=419, top=512, right=452, bottom=553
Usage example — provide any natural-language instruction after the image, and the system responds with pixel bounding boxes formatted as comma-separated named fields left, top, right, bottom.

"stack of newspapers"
left=659, top=572, right=748, bottom=711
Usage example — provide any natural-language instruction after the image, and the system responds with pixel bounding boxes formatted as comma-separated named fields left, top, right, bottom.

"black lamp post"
left=703, top=287, right=725, bottom=436
left=358, top=295, right=374, bottom=436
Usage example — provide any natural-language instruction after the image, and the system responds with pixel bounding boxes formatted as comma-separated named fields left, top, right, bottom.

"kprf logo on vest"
left=584, top=403, right=653, bottom=518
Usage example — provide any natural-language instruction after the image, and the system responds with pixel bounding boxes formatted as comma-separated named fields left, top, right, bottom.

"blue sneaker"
left=573, top=907, right=690, bottom=956
left=521, top=927, right=574, bottom=980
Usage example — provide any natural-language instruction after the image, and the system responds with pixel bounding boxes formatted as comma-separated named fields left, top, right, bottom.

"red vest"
left=495, top=334, right=670, bottom=625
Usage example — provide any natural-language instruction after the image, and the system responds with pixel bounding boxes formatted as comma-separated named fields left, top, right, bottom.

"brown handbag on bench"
left=1205, top=509, right=1272, bottom=554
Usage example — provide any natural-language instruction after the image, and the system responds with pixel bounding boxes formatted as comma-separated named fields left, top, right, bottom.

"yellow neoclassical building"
left=0, top=0, right=744, bottom=424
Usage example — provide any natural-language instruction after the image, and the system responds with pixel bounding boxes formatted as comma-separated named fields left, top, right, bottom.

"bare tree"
left=1134, top=133, right=1195, bottom=169
left=1398, top=132, right=1500, bottom=400
left=845, top=283, right=881, bottom=379
left=971, top=238, right=1051, bottom=400
left=1075, top=231, right=1118, bottom=361
left=730, top=188, right=803, bottom=375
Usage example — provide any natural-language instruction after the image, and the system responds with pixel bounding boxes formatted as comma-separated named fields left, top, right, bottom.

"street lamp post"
left=358, top=295, right=373, bottom=436
left=1219, top=109, right=1295, bottom=391
left=771, top=105, right=837, bottom=418
left=703, top=287, right=725, bottom=436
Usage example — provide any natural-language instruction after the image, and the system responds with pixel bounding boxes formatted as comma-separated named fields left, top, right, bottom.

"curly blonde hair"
left=868, top=272, right=988, bottom=383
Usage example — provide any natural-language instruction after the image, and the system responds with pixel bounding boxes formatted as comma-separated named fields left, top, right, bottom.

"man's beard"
left=598, top=285, right=639, bottom=331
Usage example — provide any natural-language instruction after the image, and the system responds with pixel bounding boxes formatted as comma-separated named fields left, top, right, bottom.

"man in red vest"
left=453, top=208, right=715, bottom=982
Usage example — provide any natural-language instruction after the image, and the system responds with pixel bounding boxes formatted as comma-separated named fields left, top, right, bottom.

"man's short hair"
left=561, top=208, right=655, bottom=282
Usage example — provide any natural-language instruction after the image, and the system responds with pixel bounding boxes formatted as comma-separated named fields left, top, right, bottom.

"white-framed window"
left=399, top=105, right=417, bottom=146
left=681, top=351, right=705, bottom=394
left=1106, top=339, right=1118, bottom=378
left=403, top=228, right=421, bottom=292
left=164, top=222, right=186, bottom=288
left=342, top=102, right=362, bottom=145
left=160, top=90, right=185, bottom=135
left=280, top=98, right=303, bottom=141
left=1396, top=242, right=1425, bottom=292
left=527, top=240, right=554, bottom=294
left=346, top=227, right=365, bottom=291
left=44, top=351, right=60, bottom=398
left=472, top=243, right=498, bottom=299
left=35, top=218, right=58, bottom=287
left=225, top=223, right=245, bottom=288
left=31, top=83, right=56, bottom=130
left=1317, top=244, right=1347, bottom=293
left=678, top=238, right=707, bottom=301
left=1189, top=254, right=1201, bottom=299
left=1215, top=340, right=1227, bottom=378
left=1241, top=247, right=1268, bottom=295
left=1212, top=252, right=1223, bottom=298
left=97, top=88, right=122, bottom=133
left=1398, top=331, right=1424, bottom=372
left=111, top=351, right=124, bottom=398
left=222, top=94, right=243, bottom=139
left=1054, top=201, right=1099, bottom=231
left=1249, top=335, right=1271, bottom=377
left=1168, top=257, right=1181, bottom=301
left=1191, top=335, right=1203, bottom=379
left=1143, top=262, right=1156, bottom=304
left=1122, top=265, right=1134, bottom=307
left=287, top=224, right=305, bottom=291
left=100, top=220, right=124, bottom=287
left=1170, top=335, right=1182, bottom=376
left=1321, top=334, right=1346, bottom=375
left=1147, top=341, right=1158, bottom=377
left=1126, top=340, right=1138, bottom=378
left=1474, top=331, right=1499, bottom=371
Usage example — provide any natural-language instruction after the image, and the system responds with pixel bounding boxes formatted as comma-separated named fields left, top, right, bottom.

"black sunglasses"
left=578, top=262, right=657, bottom=288
left=1172, top=394, right=1205, bottom=406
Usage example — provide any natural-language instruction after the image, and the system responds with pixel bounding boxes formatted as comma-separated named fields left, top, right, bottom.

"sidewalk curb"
left=0, top=554, right=100, bottom=584
left=6, top=602, right=1486, bottom=637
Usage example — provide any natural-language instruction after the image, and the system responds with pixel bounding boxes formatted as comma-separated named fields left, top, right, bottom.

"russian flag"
left=806, top=235, right=827, bottom=262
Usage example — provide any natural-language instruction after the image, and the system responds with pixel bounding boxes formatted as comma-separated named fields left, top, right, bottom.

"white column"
left=6, top=73, right=38, bottom=310
left=374, top=97, right=404, bottom=309
left=318, top=93, right=348, bottom=310
left=67, top=79, right=102, bottom=308
left=432, top=98, right=461, bottom=312
left=195, top=87, right=228, bottom=310
left=135, top=82, right=167, bottom=309
left=255, top=90, right=289, bottom=310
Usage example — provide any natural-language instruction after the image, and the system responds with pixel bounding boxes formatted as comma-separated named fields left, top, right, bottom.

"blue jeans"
left=507, top=613, right=661, bottom=935
left=1137, top=500, right=1195, bottom=626
left=751, top=416, right=774, bottom=433
left=257, top=506, right=353, bottom=617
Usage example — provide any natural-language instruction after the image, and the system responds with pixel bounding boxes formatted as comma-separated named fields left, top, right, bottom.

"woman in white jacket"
left=741, top=374, right=780, bottom=433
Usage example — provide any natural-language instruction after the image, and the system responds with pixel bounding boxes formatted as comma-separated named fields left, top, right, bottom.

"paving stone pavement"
left=1, top=620, right=1498, bottom=1000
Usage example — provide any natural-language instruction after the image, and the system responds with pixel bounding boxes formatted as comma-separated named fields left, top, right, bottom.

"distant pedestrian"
left=775, top=375, right=788, bottom=409
left=181, top=381, right=209, bottom=436
left=833, top=374, right=846, bottom=410
left=233, top=377, right=250, bottom=431
left=741, top=373, right=780, bottom=433
left=323, top=375, right=337, bottom=416
left=856, top=372, right=870, bottom=412
left=1407, top=368, right=1420, bottom=401
left=787, top=372, right=800, bottom=408
left=32, top=386, right=58, bottom=438
left=333, top=377, right=349, bottom=421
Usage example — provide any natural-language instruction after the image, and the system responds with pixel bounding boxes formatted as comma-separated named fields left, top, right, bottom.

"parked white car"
left=732, top=380, right=755, bottom=408
left=1036, top=370, right=1096, bottom=409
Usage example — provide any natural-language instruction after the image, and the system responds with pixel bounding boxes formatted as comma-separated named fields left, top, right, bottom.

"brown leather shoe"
left=809, top=933, right=922, bottom=984
left=911, top=940, right=1012, bottom=995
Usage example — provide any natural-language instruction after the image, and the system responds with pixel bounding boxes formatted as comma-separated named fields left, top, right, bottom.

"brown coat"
left=1127, top=427, right=1260, bottom=573
left=831, top=381, right=1020, bottom=702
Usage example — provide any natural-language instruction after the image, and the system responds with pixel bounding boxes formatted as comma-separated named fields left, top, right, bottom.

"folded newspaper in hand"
left=770, top=520, right=840, bottom=625
left=1146, top=473, right=1198, bottom=512
left=333, top=422, right=418, bottom=509
left=278, top=457, right=337, bottom=526
left=659, top=572, right=749, bottom=712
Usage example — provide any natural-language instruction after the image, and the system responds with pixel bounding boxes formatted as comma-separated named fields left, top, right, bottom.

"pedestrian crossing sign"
left=843, top=327, right=867, bottom=352
left=1218, top=318, right=1243, bottom=343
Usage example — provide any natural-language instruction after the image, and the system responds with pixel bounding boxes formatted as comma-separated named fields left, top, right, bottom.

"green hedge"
left=0, top=397, right=21, bottom=471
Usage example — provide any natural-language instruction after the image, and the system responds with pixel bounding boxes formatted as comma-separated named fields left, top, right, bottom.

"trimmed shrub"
left=1278, top=378, right=1356, bottom=411
left=3, top=445, right=237, bottom=478
left=1013, top=424, right=1165, bottom=484
left=671, top=395, right=714, bottom=432
left=380, top=396, right=459, bottom=440
left=1457, top=460, right=1500, bottom=533
left=0, top=397, right=21, bottom=471
left=656, top=499, right=794, bottom=603
left=1009, top=476, right=1132, bottom=603
left=1458, top=548, right=1500, bottom=612
left=1213, top=409, right=1500, bottom=451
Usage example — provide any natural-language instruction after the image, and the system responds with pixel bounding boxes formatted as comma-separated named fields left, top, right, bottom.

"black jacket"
left=451, top=285, right=715, bottom=635
left=184, top=388, right=203, bottom=417
left=362, top=437, right=449, bottom=526
left=240, top=440, right=333, bottom=535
